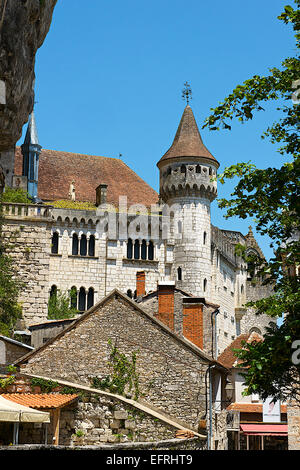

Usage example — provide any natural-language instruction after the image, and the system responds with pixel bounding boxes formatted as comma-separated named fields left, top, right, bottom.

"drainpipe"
left=206, top=364, right=216, bottom=450
left=211, top=309, right=220, bottom=359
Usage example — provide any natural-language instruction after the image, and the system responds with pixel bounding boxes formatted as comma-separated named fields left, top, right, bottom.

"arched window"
left=70, top=286, right=77, bottom=309
left=241, top=284, right=244, bottom=294
left=203, top=278, right=207, bottom=292
left=180, top=164, right=186, bottom=174
left=209, top=167, right=212, bottom=175
left=78, top=287, right=86, bottom=312
left=80, top=235, right=87, bottom=256
left=50, top=285, right=57, bottom=299
left=134, top=240, right=140, bottom=260
left=141, top=240, right=147, bottom=260
left=177, top=267, right=182, bottom=281
left=196, top=164, right=201, bottom=173
left=87, top=287, right=94, bottom=310
left=127, top=289, right=133, bottom=298
left=148, top=241, right=154, bottom=260
left=88, top=235, right=95, bottom=257
left=127, top=239, right=133, bottom=259
left=203, top=231, right=207, bottom=245
left=51, top=232, right=59, bottom=254
left=72, top=233, right=79, bottom=255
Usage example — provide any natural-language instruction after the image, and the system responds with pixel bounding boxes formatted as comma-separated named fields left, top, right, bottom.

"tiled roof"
left=14, top=147, right=158, bottom=208
left=227, top=402, right=287, bottom=414
left=218, top=332, right=263, bottom=369
left=157, top=105, right=219, bottom=168
left=1, top=393, right=78, bottom=409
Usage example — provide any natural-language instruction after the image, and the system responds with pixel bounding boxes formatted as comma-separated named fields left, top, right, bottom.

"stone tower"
left=157, top=105, right=219, bottom=297
left=21, top=111, right=42, bottom=201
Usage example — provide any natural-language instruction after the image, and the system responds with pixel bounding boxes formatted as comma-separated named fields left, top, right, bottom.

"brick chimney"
left=157, top=281, right=175, bottom=330
left=96, top=183, right=108, bottom=206
left=182, top=298, right=204, bottom=349
left=136, top=271, right=146, bottom=297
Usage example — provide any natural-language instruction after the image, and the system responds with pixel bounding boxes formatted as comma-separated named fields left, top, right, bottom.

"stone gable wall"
left=20, top=295, right=211, bottom=429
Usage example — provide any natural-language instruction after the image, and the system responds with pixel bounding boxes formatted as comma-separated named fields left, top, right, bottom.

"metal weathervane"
left=182, top=81, right=192, bottom=105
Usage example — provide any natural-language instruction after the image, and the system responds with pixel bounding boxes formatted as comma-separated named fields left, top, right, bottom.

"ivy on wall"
left=91, top=340, right=140, bottom=400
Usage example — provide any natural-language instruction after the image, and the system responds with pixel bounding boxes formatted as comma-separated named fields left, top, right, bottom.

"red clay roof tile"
left=14, top=147, right=158, bottom=208
left=1, top=393, right=78, bottom=409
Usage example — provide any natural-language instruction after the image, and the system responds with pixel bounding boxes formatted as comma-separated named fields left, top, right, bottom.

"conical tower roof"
left=157, top=105, right=219, bottom=168
left=23, top=112, right=40, bottom=146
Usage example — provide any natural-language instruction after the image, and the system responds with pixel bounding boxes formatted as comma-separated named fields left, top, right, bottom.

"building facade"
left=3, top=105, right=273, bottom=355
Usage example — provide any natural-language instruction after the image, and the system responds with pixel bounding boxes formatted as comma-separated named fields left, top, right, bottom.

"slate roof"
left=14, top=147, right=158, bottom=208
left=157, top=105, right=219, bottom=168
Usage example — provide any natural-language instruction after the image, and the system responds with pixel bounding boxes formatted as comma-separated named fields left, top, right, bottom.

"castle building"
left=3, top=104, right=273, bottom=355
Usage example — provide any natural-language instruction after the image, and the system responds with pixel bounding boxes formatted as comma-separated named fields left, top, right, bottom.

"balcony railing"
left=1, top=202, right=53, bottom=220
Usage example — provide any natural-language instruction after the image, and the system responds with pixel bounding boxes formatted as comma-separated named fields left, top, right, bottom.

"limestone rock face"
left=0, top=0, right=57, bottom=152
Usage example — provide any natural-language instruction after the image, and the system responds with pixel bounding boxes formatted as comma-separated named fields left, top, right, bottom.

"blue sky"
left=17, top=0, right=295, bottom=260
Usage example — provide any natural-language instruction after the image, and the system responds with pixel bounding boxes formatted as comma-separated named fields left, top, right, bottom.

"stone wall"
left=0, top=374, right=206, bottom=447
left=2, top=207, right=52, bottom=325
left=287, top=401, right=300, bottom=450
left=0, top=337, right=32, bottom=373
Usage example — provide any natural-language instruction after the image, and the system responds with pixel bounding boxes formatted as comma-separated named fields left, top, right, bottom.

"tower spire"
left=21, top=111, right=42, bottom=201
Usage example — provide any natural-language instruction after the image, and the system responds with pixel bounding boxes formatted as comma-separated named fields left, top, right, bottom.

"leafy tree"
left=1, top=187, right=31, bottom=204
left=203, top=1, right=300, bottom=402
left=47, top=288, right=78, bottom=320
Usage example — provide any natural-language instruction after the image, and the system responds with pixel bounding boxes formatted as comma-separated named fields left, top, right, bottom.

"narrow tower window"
left=203, top=278, right=207, bottom=292
left=80, top=234, right=87, bottom=256
left=70, top=286, right=77, bottom=309
left=87, top=287, right=94, bottom=309
left=72, top=233, right=79, bottom=255
left=141, top=240, right=147, bottom=260
left=78, top=287, right=86, bottom=312
left=134, top=240, right=140, bottom=260
left=88, top=235, right=95, bottom=257
left=203, top=231, right=207, bottom=245
left=127, top=239, right=133, bottom=259
left=51, top=232, right=59, bottom=254
left=148, top=241, right=154, bottom=260
left=177, top=267, right=182, bottom=281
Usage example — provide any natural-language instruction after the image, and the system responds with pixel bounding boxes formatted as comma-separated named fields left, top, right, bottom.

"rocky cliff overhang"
left=0, top=0, right=57, bottom=152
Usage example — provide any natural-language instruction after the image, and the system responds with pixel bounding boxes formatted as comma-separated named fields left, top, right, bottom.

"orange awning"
left=240, top=424, right=288, bottom=436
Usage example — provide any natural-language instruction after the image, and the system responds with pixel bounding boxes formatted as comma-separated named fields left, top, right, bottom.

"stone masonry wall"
left=2, top=218, right=51, bottom=326
left=19, top=294, right=212, bottom=430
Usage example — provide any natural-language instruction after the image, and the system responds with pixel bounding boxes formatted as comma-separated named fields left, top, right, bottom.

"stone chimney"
left=182, top=298, right=204, bottom=349
left=157, top=281, right=175, bottom=330
left=136, top=271, right=146, bottom=297
left=96, top=183, right=108, bottom=206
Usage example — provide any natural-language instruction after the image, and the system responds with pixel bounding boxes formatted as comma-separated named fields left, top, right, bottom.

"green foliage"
left=91, top=340, right=140, bottom=400
left=0, top=375, right=15, bottom=391
left=30, top=377, right=59, bottom=393
left=47, top=288, right=78, bottom=320
left=6, top=365, right=17, bottom=374
left=45, top=200, right=96, bottom=211
left=0, top=187, right=31, bottom=204
left=204, top=1, right=300, bottom=401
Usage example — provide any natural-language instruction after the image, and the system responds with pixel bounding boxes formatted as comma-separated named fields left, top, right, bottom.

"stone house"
left=0, top=335, right=33, bottom=374
left=11, top=289, right=228, bottom=449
